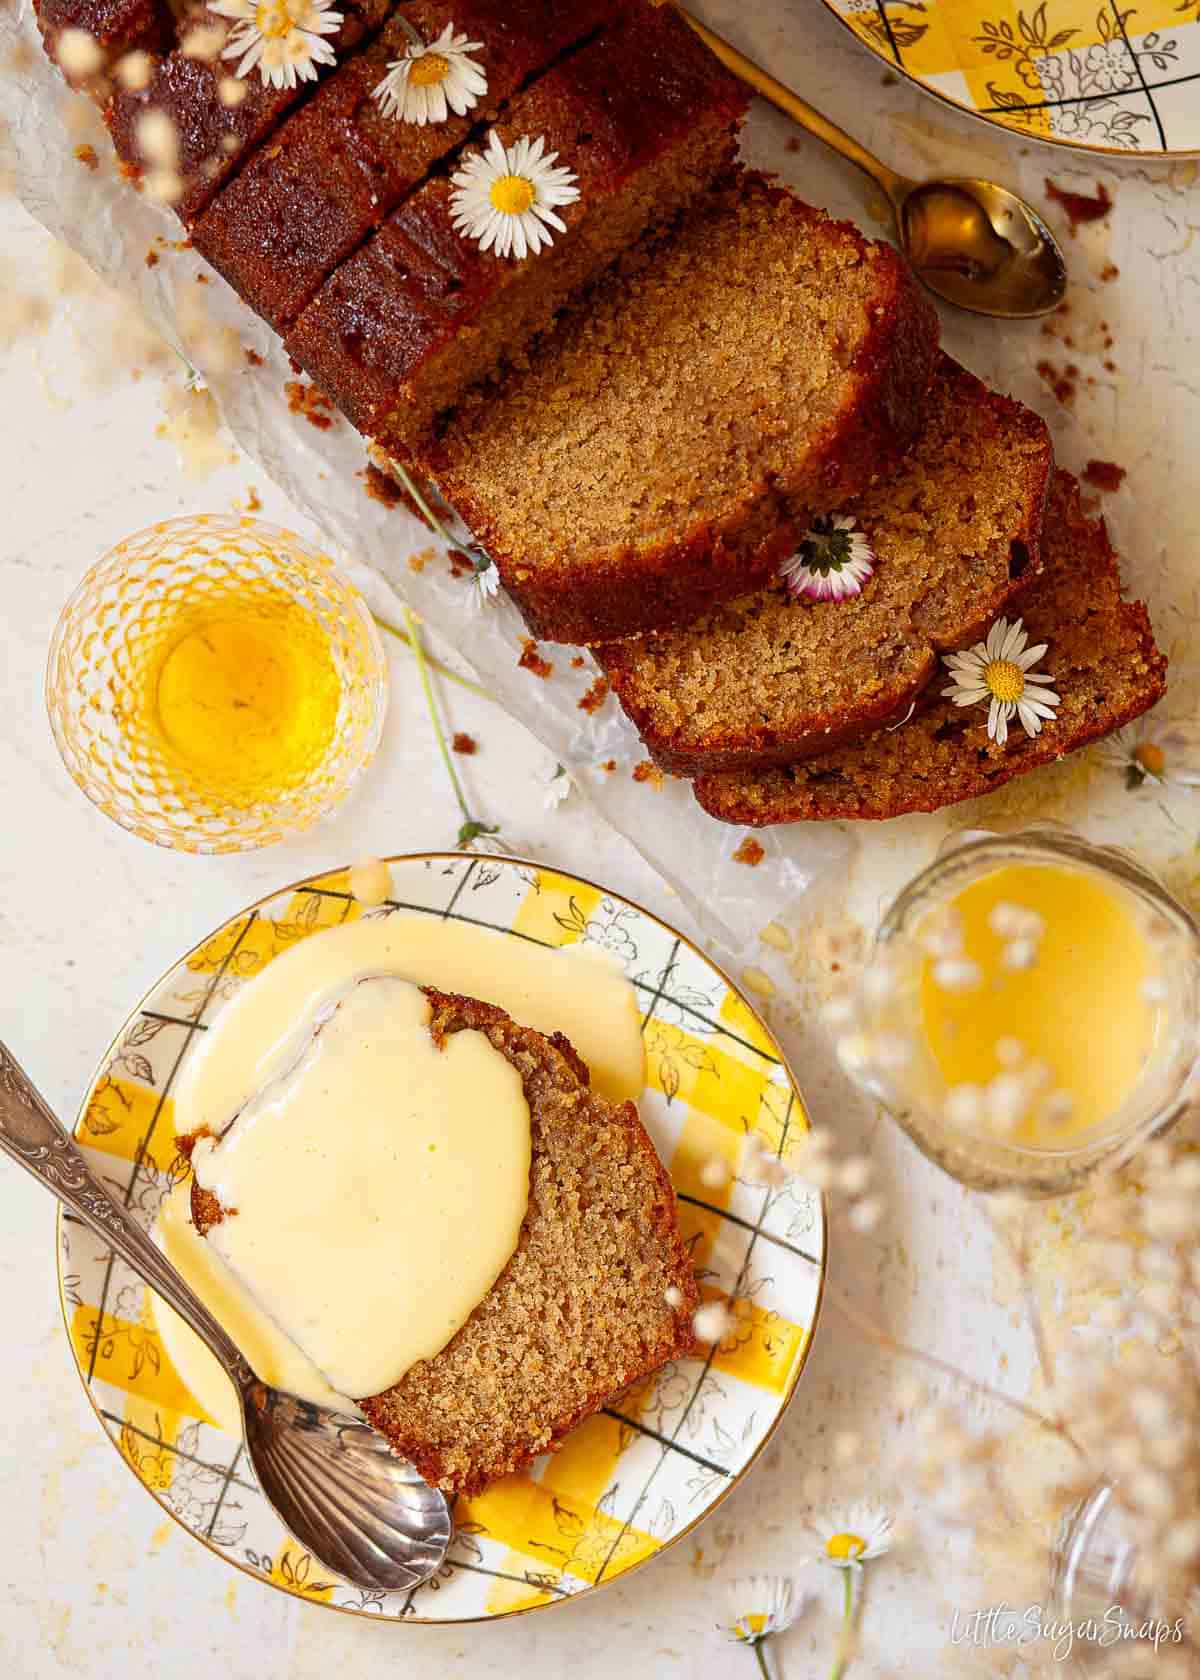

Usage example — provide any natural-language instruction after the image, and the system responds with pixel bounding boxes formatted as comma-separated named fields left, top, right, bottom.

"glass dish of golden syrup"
left=835, top=826, right=1200, bottom=1195
left=46, top=516, right=387, bottom=852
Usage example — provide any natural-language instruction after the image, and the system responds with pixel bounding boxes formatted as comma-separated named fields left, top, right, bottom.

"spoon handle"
left=0, top=1039, right=253, bottom=1387
left=672, top=5, right=908, bottom=202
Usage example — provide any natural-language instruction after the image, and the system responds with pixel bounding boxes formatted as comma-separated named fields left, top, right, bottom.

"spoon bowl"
left=676, top=6, right=1068, bottom=321
left=0, top=1040, right=453, bottom=1594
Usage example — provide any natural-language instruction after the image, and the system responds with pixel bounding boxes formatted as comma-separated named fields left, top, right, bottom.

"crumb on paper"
left=73, top=143, right=99, bottom=171
left=760, top=921, right=791, bottom=953
left=348, top=858, right=392, bottom=907
left=284, top=378, right=336, bottom=430
left=451, top=733, right=477, bottom=756
left=599, top=758, right=616, bottom=773
left=448, top=549, right=474, bottom=578
left=632, top=759, right=664, bottom=790
left=1083, top=458, right=1126, bottom=494
left=1035, top=359, right=1077, bottom=408
left=1044, top=177, right=1112, bottom=233
left=235, top=485, right=262, bottom=513
left=570, top=655, right=586, bottom=669
left=408, top=547, right=436, bottom=573
left=360, top=461, right=403, bottom=509
left=577, top=675, right=609, bottom=713
left=732, top=836, right=765, bottom=867
left=145, top=248, right=159, bottom=267
left=785, top=135, right=802, bottom=152
left=245, top=347, right=263, bottom=367
left=518, top=638, right=553, bottom=680
left=742, top=966, right=775, bottom=1000
left=1100, top=262, right=1119, bottom=282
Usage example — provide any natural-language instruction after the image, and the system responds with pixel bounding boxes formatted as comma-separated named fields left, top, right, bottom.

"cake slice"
left=693, top=472, right=1167, bottom=824
left=36, top=0, right=167, bottom=87
left=599, top=358, right=1053, bottom=773
left=286, top=0, right=747, bottom=447
left=191, top=0, right=620, bottom=330
left=409, top=171, right=941, bottom=644
left=104, top=0, right=392, bottom=227
left=190, top=987, right=698, bottom=1497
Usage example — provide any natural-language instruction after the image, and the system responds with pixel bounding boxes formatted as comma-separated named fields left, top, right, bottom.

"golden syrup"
left=140, top=589, right=341, bottom=807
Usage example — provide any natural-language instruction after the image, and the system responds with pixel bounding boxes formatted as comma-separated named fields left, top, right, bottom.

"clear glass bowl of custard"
left=840, top=826, right=1200, bottom=1195
left=46, top=516, right=387, bottom=853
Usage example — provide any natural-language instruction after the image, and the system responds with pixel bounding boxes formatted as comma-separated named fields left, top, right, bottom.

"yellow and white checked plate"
left=58, top=854, right=826, bottom=1622
left=823, top=0, right=1200, bottom=153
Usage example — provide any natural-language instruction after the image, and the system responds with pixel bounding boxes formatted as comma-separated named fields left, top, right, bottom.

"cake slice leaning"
left=287, top=0, right=748, bottom=450
left=692, top=471, right=1167, bottom=825
left=189, top=987, right=699, bottom=1497
left=407, top=170, right=941, bottom=645
left=599, top=358, right=1053, bottom=773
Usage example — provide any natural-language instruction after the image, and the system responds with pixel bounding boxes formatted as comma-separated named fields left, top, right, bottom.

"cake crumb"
left=145, top=248, right=159, bottom=267
left=448, top=549, right=474, bottom=579
left=74, top=143, right=99, bottom=171
left=408, top=547, right=436, bottom=573
left=518, top=638, right=554, bottom=680
left=1083, top=458, right=1126, bottom=494
left=599, top=758, right=617, bottom=773
left=577, top=675, right=609, bottom=713
left=733, top=836, right=765, bottom=866
left=245, top=348, right=264, bottom=367
left=760, top=921, right=791, bottom=953
left=452, top=733, right=477, bottom=756
left=1044, top=177, right=1112, bottom=233
left=1100, top=262, right=1119, bottom=283
left=571, top=655, right=586, bottom=669
left=1036, top=358, right=1076, bottom=407
left=742, top=966, right=776, bottom=1000
left=285, top=378, right=336, bottom=430
left=632, top=759, right=664, bottom=790
left=785, top=135, right=802, bottom=152
left=361, top=461, right=403, bottom=508
left=348, top=858, right=392, bottom=907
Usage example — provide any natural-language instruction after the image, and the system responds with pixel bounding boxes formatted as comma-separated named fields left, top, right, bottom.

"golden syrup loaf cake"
left=35, top=0, right=167, bottom=84
left=599, top=358, right=1054, bottom=773
left=190, top=0, right=620, bottom=330
left=407, top=171, right=941, bottom=644
left=285, top=0, right=748, bottom=447
left=105, top=0, right=393, bottom=227
left=189, top=987, right=699, bottom=1497
left=693, top=472, right=1167, bottom=825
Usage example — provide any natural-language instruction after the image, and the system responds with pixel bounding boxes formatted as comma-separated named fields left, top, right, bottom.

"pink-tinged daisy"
left=941, top=617, right=1060, bottom=747
left=781, top=515, right=875, bottom=602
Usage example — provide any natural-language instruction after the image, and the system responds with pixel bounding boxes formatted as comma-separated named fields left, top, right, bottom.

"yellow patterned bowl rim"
left=819, top=0, right=1200, bottom=158
left=57, top=852, right=827, bottom=1624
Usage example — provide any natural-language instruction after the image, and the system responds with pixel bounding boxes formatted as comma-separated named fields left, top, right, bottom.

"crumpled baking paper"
left=0, top=0, right=853, bottom=962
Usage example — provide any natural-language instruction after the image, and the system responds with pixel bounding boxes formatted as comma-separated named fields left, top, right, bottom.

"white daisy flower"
left=1098, top=723, right=1200, bottom=792
left=941, top=617, right=1060, bottom=747
left=450, top=131, right=580, bottom=260
left=724, top=1574, right=803, bottom=1646
left=213, top=0, right=342, bottom=89
left=781, top=514, right=875, bottom=603
left=373, top=23, right=487, bottom=126
left=473, top=557, right=500, bottom=606
left=543, top=764, right=571, bottom=809
left=811, top=1502, right=894, bottom=1569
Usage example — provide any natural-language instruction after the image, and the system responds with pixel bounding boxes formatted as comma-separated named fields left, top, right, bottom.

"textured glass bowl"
left=46, top=516, right=388, bottom=853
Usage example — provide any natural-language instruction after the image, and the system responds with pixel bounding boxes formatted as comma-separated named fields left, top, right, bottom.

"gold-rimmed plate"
left=821, top=0, right=1200, bottom=156
left=58, top=854, right=826, bottom=1622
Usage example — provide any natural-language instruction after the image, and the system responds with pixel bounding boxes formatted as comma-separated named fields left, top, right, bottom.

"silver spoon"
left=0, top=1040, right=452, bottom=1593
left=676, top=6, right=1068, bottom=320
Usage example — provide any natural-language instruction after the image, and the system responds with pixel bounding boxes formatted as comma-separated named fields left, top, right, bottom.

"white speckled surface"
left=1, top=1, right=1198, bottom=1671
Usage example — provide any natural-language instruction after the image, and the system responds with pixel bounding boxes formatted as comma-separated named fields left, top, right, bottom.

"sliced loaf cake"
left=286, top=0, right=748, bottom=446
left=191, top=0, right=620, bottom=330
left=190, top=986, right=699, bottom=1497
left=409, top=171, right=940, bottom=644
left=693, top=472, right=1167, bottom=825
left=599, top=358, right=1053, bottom=772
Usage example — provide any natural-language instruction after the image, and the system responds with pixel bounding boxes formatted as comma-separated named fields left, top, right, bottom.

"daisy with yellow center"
left=450, top=132, right=580, bottom=260
left=1099, top=723, right=1200, bottom=792
left=724, top=1575, right=803, bottom=1679
left=811, top=1504, right=893, bottom=1680
left=373, top=23, right=487, bottom=126
left=213, top=0, right=341, bottom=89
left=941, top=617, right=1060, bottom=747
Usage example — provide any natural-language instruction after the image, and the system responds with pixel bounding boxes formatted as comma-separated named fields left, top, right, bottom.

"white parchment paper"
left=0, top=1, right=854, bottom=961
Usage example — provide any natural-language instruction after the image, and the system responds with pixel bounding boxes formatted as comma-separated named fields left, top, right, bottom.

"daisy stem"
left=372, top=612, right=488, bottom=699
left=828, top=1570, right=855, bottom=1680
left=753, top=1641, right=772, bottom=1680
left=387, top=456, right=458, bottom=550
left=403, top=604, right=474, bottom=831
